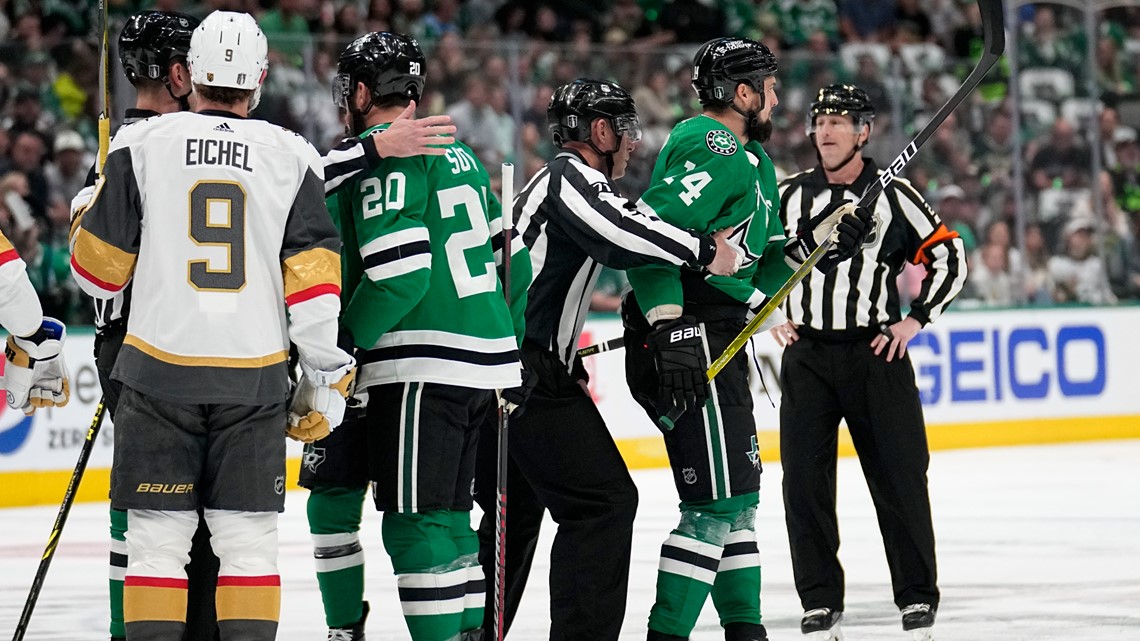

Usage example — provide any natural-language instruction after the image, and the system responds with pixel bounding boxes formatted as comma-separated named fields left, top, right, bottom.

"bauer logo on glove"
left=3, top=317, right=70, bottom=415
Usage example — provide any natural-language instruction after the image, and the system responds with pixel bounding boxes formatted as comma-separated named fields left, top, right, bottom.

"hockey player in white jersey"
left=1, top=230, right=69, bottom=414
left=70, top=12, right=354, bottom=641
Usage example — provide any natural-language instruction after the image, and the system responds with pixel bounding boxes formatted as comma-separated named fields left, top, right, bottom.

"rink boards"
left=2, top=305, right=1138, bottom=507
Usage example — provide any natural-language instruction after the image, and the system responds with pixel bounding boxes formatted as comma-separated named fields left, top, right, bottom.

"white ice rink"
left=2, top=440, right=1139, bottom=641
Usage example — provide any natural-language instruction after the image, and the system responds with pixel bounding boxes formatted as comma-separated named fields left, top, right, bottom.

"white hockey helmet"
left=188, top=11, right=269, bottom=109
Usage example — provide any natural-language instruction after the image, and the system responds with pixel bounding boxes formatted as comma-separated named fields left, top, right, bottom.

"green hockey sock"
left=109, top=507, right=127, bottom=639
left=449, top=510, right=484, bottom=632
left=382, top=511, right=464, bottom=641
left=308, top=485, right=367, bottom=628
left=648, top=494, right=757, bottom=637
left=711, top=506, right=762, bottom=626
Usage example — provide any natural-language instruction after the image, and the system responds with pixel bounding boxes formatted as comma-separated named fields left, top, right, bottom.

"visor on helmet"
left=332, top=73, right=352, bottom=109
left=614, top=113, right=642, bottom=143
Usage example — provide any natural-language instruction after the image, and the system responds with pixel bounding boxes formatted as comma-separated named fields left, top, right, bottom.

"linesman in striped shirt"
left=772, top=84, right=967, bottom=641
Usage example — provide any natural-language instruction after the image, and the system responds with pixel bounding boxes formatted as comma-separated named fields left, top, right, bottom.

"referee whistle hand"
left=372, top=101, right=457, bottom=158
left=707, top=226, right=741, bottom=276
left=871, top=317, right=922, bottom=362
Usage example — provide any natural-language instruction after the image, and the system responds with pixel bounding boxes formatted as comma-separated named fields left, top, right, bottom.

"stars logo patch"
left=706, top=130, right=737, bottom=156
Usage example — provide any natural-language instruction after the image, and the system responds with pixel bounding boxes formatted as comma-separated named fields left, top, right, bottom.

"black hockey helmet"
left=691, top=37, right=777, bottom=107
left=807, top=83, right=876, bottom=134
left=547, top=78, right=642, bottom=148
left=333, top=32, right=425, bottom=110
left=119, top=11, right=200, bottom=86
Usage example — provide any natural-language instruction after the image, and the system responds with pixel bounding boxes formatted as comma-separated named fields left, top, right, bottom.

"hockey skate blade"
left=911, top=628, right=933, bottom=641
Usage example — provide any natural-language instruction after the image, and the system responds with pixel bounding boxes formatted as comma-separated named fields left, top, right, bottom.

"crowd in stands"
left=2, top=0, right=1140, bottom=325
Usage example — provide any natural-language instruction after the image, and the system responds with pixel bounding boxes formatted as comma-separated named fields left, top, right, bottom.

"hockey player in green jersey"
left=301, top=32, right=529, bottom=641
left=622, top=37, right=872, bottom=641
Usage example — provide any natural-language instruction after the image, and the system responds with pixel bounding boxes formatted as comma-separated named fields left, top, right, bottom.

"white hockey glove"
left=4, top=317, right=70, bottom=414
left=745, top=303, right=787, bottom=334
left=286, top=361, right=356, bottom=443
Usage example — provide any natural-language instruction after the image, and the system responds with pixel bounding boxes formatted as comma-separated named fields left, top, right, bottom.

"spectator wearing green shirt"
left=260, top=0, right=311, bottom=67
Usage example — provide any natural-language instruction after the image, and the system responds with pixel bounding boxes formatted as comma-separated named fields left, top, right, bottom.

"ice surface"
left=2, top=441, right=1139, bottom=640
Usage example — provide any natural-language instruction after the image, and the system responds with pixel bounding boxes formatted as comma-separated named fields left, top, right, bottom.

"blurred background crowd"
left=1, top=0, right=1139, bottom=324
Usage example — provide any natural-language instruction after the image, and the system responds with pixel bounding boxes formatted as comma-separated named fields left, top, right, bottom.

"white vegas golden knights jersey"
left=0, top=229, right=43, bottom=338
left=71, top=110, right=349, bottom=404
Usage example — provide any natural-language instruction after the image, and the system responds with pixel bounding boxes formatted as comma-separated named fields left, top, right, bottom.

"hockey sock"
left=205, top=510, right=280, bottom=641
left=449, top=510, right=485, bottom=632
left=648, top=494, right=758, bottom=637
left=711, top=502, right=762, bottom=627
left=382, top=510, right=465, bottom=641
left=123, top=509, right=196, bottom=641
left=307, top=484, right=367, bottom=628
left=110, top=507, right=128, bottom=639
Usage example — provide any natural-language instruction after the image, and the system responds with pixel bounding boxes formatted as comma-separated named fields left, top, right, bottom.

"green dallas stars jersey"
left=627, top=115, right=795, bottom=323
left=327, top=123, right=530, bottom=390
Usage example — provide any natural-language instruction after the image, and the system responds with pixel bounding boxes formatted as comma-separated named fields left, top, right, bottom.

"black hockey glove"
left=784, top=200, right=873, bottom=273
left=500, top=366, right=538, bottom=417
left=647, top=316, right=709, bottom=414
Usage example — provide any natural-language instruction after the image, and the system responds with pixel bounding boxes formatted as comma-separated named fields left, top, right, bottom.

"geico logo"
left=136, top=483, right=195, bottom=494
left=908, top=325, right=1106, bottom=404
left=670, top=327, right=701, bottom=342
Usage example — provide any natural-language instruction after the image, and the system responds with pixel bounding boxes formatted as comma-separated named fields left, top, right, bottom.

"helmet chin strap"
left=587, top=118, right=622, bottom=178
left=729, top=87, right=765, bottom=142
left=347, top=96, right=376, bottom=137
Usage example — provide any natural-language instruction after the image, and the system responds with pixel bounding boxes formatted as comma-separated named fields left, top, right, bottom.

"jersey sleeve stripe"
left=364, top=252, right=432, bottom=282
left=285, top=283, right=341, bottom=306
left=70, top=227, right=137, bottom=292
left=0, top=247, right=18, bottom=266
left=283, top=247, right=341, bottom=301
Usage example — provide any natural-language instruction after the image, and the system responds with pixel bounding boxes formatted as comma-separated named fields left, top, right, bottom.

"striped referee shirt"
left=516, top=149, right=717, bottom=369
left=778, top=159, right=967, bottom=333
left=84, top=111, right=384, bottom=330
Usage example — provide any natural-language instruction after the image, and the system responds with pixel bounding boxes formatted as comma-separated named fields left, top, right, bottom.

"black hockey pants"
left=475, top=343, right=638, bottom=641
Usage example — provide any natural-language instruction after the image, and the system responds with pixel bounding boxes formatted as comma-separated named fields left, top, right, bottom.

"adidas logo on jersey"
left=213, top=122, right=234, bottom=133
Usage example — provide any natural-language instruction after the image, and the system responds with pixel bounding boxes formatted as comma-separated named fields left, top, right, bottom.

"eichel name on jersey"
left=84, top=107, right=389, bottom=330
left=71, top=110, right=346, bottom=405
left=330, top=123, right=529, bottom=390
left=515, top=149, right=718, bottom=370
left=185, top=137, right=254, bottom=172
left=777, top=160, right=967, bottom=332
left=628, top=115, right=794, bottom=324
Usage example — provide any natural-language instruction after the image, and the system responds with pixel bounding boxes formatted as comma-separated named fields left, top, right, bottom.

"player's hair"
left=194, top=84, right=253, bottom=107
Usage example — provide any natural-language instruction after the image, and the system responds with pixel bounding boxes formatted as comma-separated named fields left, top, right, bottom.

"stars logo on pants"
left=303, top=446, right=326, bottom=473
left=747, top=435, right=761, bottom=470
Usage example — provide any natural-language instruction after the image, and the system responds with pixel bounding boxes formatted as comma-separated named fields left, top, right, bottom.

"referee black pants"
left=475, top=345, right=638, bottom=641
left=779, top=333, right=939, bottom=614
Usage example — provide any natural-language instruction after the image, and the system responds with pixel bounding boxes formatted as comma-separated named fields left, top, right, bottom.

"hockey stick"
left=12, top=400, right=108, bottom=641
left=659, top=0, right=1006, bottom=430
left=576, top=336, right=624, bottom=358
left=12, top=5, right=114, bottom=640
left=493, top=162, right=515, bottom=641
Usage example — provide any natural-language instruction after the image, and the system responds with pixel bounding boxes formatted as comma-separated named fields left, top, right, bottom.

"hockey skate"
left=901, top=603, right=935, bottom=640
left=327, top=601, right=369, bottom=640
left=724, top=621, right=768, bottom=641
left=800, top=608, right=843, bottom=641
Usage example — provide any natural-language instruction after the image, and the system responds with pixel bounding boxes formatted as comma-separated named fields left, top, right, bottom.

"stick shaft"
left=494, top=162, right=515, bottom=641
left=12, top=400, right=107, bottom=641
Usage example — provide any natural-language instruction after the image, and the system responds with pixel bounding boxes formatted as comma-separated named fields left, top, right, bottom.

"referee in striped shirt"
left=771, top=84, right=967, bottom=641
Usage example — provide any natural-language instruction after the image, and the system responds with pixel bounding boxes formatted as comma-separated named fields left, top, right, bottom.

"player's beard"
left=347, top=110, right=369, bottom=138
left=750, top=116, right=773, bottom=144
